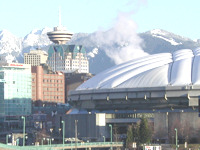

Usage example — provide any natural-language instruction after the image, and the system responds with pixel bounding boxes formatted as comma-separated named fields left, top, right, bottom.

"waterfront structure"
left=68, top=48, right=200, bottom=142
left=47, top=45, right=89, bottom=73
left=24, top=49, right=48, bottom=66
left=31, top=65, right=65, bottom=106
left=0, top=63, right=32, bottom=118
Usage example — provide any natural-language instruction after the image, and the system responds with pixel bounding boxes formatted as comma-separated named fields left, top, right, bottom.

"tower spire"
left=59, top=7, right=62, bottom=26
left=47, top=7, right=73, bottom=45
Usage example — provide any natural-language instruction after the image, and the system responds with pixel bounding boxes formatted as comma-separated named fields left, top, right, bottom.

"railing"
left=0, top=142, right=123, bottom=150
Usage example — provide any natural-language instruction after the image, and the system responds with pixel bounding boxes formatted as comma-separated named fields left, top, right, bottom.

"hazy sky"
left=1, top=0, right=200, bottom=39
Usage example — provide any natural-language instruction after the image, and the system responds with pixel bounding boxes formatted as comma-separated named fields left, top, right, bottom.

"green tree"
left=133, top=124, right=139, bottom=143
left=139, top=116, right=152, bottom=144
left=126, top=125, right=133, bottom=148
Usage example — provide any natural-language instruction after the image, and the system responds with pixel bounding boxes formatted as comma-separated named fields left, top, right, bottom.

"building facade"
left=47, top=45, right=89, bottom=73
left=65, top=72, right=93, bottom=102
left=31, top=66, right=65, bottom=106
left=0, top=63, right=32, bottom=118
left=24, top=49, right=48, bottom=66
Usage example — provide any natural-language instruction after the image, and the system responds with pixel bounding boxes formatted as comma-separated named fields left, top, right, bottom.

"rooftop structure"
left=47, top=9, right=73, bottom=44
left=69, top=48, right=200, bottom=111
left=77, top=48, right=200, bottom=90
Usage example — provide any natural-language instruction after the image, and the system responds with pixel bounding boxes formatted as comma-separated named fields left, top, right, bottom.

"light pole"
left=61, top=120, right=65, bottom=148
left=50, top=138, right=54, bottom=146
left=25, top=136, right=28, bottom=145
left=109, top=124, right=112, bottom=150
left=42, top=138, right=45, bottom=146
left=50, top=128, right=53, bottom=136
left=75, top=120, right=78, bottom=150
left=47, top=138, right=50, bottom=145
left=70, top=138, right=72, bottom=150
left=103, top=136, right=105, bottom=143
left=175, top=128, right=178, bottom=150
left=6, top=134, right=11, bottom=144
left=21, top=116, right=26, bottom=146
left=59, top=128, right=61, bottom=143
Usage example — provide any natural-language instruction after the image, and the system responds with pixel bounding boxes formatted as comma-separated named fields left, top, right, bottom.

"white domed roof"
left=77, top=48, right=200, bottom=90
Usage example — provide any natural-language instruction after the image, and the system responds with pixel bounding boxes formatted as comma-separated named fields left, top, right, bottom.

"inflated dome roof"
left=77, top=48, right=200, bottom=90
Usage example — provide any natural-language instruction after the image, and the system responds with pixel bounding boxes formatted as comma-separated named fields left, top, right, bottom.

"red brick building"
left=31, top=66, right=65, bottom=106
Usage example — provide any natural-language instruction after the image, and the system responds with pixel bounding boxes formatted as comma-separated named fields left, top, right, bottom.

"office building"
left=31, top=65, right=65, bottom=106
left=47, top=45, right=89, bottom=73
left=24, top=49, right=48, bottom=66
left=0, top=63, right=32, bottom=118
left=47, top=17, right=89, bottom=73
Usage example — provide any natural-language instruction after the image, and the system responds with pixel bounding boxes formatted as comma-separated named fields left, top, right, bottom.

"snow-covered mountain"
left=0, top=28, right=199, bottom=74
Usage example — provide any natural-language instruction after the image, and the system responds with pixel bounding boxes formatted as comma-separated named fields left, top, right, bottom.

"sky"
left=1, top=0, right=200, bottom=39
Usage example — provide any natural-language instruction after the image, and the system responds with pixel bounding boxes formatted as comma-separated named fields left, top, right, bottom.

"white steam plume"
left=91, top=13, right=148, bottom=64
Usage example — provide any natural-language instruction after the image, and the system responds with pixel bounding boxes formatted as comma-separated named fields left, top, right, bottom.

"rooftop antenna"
left=59, top=7, right=62, bottom=26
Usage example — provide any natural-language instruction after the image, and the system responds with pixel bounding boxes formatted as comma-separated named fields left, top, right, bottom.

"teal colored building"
left=0, top=63, right=32, bottom=119
left=47, top=45, right=89, bottom=73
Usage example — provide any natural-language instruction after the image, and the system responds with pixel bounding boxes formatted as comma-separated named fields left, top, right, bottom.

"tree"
left=126, top=125, right=133, bottom=149
left=133, top=123, right=139, bottom=144
left=139, top=116, right=152, bottom=144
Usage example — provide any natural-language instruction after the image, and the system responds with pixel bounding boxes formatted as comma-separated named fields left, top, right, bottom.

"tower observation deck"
left=47, top=9, right=73, bottom=44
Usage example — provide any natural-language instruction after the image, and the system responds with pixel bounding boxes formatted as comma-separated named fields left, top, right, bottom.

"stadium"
left=68, top=48, right=200, bottom=143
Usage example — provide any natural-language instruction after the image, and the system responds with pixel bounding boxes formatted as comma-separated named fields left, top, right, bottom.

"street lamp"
left=109, top=124, right=113, bottom=150
left=103, top=136, right=105, bottom=143
left=50, top=138, right=54, bottom=146
left=68, top=138, right=72, bottom=150
left=47, top=138, right=50, bottom=145
left=25, top=136, right=28, bottom=145
left=59, top=128, right=61, bottom=143
left=6, top=134, right=11, bottom=145
left=61, top=120, right=65, bottom=147
left=42, top=138, right=45, bottom=146
left=21, top=116, right=26, bottom=146
left=50, top=128, right=53, bottom=136
left=175, top=128, right=178, bottom=150
left=75, top=120, right=78, bottom=150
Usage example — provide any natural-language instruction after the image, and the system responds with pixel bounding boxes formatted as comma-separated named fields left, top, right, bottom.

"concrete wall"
left=154, top=112, right=200, bottom=142
left=55, top=113, right=106, bottom=141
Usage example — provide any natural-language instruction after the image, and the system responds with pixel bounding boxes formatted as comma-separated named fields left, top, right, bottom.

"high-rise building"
left=47, top=45, right=89, bottom=73
left=24, top=49, right=48, bottom=66
left=0, top=63, right=32, bottom=118
left=31, top=65, right=65, bottom=106
left=47, top=14, right=89, bottom=73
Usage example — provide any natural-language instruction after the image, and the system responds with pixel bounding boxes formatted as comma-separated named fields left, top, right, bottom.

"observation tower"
left=47, top=9, right=73, bottom=44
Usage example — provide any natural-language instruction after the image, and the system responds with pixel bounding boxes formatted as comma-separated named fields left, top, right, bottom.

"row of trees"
left=126, top=116, right=152, bottom=149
